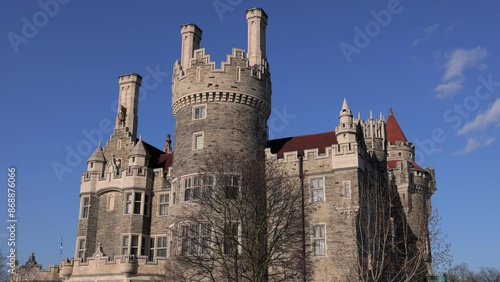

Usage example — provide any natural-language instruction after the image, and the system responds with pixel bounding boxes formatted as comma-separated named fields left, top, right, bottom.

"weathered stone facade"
left=11, top=7, right=435, bottom=282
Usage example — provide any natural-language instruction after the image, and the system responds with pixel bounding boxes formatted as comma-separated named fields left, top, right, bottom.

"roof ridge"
left=268, top=131, right=335, bottom=142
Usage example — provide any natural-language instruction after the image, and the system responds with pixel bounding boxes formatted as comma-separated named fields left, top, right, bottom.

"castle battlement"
left=118, top=73, right=142, bottom=85
left=59, top=254, right=165, bottom=280
left=172, top=47, right=271, bottom=115
left=175, top=48, right=269, bottom=76
left=80, top=166, right=153, bottom=194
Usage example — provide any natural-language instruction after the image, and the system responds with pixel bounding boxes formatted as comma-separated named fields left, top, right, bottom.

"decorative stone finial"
left=164, top=134, right=172, bottom=153
left=93, top=242, right=105, bottom=258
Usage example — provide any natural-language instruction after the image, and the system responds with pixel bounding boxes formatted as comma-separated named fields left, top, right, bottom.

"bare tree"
left=161, top=151, right=310, bottom=282
left=428, top=208, right=453, bottom=275
left=338, top=165, right=428, bottom=282
left=448, top=263, right=500, bottom=282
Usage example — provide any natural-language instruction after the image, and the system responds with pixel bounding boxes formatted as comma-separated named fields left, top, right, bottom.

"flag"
left=60, top=238, right=63, bottom=255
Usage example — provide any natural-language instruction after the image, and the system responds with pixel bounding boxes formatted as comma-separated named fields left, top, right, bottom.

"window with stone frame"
left=312, top=224, right=326, bottom=256
left=193, top=104, right=207, bottom=120
left=124, top=192, right=132, bottom=214
left=184, top=175, right=213, bottom=202
left=158, top=194, right=169, bottom=216
left=193, top=132, right=204, bottom=150
left=122, top=234, right=140, bottom=255
left=224, top=175, right=240, bottom=200
left=133, top=192, right=142, bottom=214
left=124, top=191, right=147, bottom=215
left=81, top=196, right=90, bottom=218
left=223, top=222, right=239, bottom=255
left=76, top=238, right=86, bottom=259
left=180, top=223, right=211, bottom=255
left=157, top=237, right=168, bottom=257
left=148, top=236, right=168, bottom=260
left=310, top=177, right=325, bottom=202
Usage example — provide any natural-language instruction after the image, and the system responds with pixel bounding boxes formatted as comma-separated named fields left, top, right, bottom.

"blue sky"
left=1, top=0, right=499, bottom=271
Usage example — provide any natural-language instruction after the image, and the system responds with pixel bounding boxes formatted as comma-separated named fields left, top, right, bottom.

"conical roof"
left=129, top=136, right=150, bottom=157
left=386, top=108, right=408, bottom=144
left=340, top=97, right=352, bottom=115
left=88, top=144, right=105, bottom=162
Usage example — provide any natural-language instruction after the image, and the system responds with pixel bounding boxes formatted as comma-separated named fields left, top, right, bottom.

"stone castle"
left=11, top=7, right=436, bottom=282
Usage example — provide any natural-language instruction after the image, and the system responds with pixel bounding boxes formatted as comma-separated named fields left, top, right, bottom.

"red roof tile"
left=387, top=160, right=423, bottom=171
left=386, top=109, right=408, bottom=144
left=267, top=131, right=338, bottom=158
left=157, top=153, right=173, bottom=171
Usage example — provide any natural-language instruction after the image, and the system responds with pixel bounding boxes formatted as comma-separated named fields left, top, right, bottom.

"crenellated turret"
left=333, top=98, right=362, bottom=170
left=170, top=8, right=272, bottom=181
left=335, top=98, right=357, bottom=144
left=360, top=110, right=386, bottom=163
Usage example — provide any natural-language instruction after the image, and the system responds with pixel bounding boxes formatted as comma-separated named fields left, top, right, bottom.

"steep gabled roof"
left=386, top=108, right=409, bottom=144
left=88, top=144, right=105, bottom=162
left=267, top=131, right=338, bottom=158
left=141, top=140, right=170, bottom=169
left=129, top=137, right=150, bottom=158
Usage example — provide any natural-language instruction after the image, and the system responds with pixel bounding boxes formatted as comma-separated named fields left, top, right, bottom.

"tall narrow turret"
left=116, top=73, right=141, bottom=140
left=336, top=98, right=356, bottom=143
left=180, top=24, right=202, bottom=70
left=246, top=7, right=268, bottom=66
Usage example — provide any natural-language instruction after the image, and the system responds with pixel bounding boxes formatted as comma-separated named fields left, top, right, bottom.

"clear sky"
left=1, top=0, right=499, bottom=271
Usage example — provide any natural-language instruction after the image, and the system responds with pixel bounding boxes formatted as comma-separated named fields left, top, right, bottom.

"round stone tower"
left=170, top=7, right=271, bottom=178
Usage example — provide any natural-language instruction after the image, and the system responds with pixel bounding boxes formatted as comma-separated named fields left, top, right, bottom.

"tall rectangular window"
left=184, top=177, right=192, bottom=201
left=148, top=238, right=155, bottom=261
left=131, top=235, right=139, bottom=255
left=81, top=197, right=90, bottom=218
left=134, top=193, right=142, bottom=214
left=159, top=194, right=169, bottom=216
left=122, top=236, right=129, bottom=255
left=124, top=193, right=132, bottom=214
left=224, top=223, right=239, bottom=255
left=193, top=176, right=202, bottom=200
left=312, top=224, right=326, bottom=256
left=310, top=177, right=325, bottom=202
left=193, top=133, right=203, bottom=150
left=181, top=225, right=190, bottom=255
left=77, top=238, right=86, bottom=259
left=157, top=237, right=167, bottom=257
left=224, top=175, right=239, bottom=200
left=144, top=194, right=149, bottom=216
left=193, top=105, right=206, bottom=120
